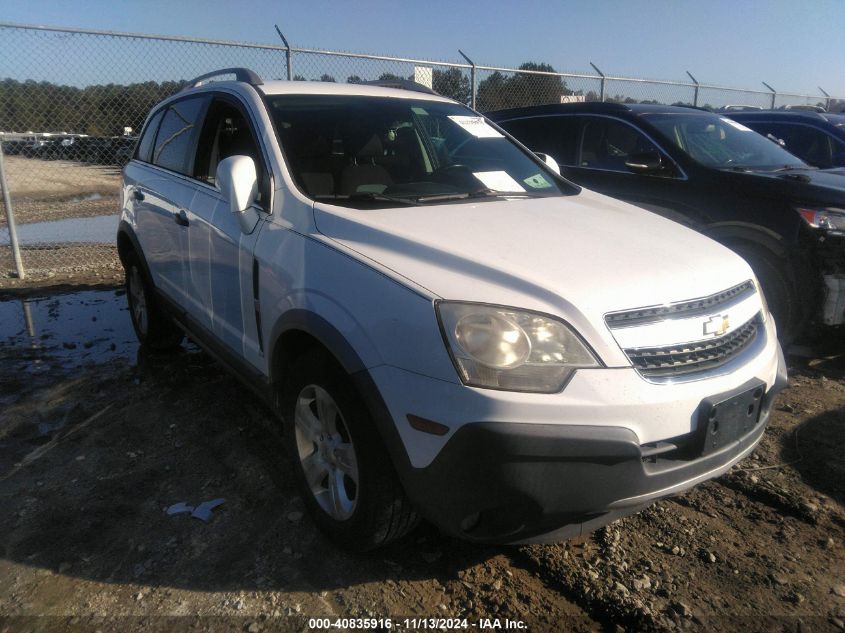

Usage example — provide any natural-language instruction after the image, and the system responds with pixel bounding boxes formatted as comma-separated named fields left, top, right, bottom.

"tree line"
left=2, top=69, right=839, bottom=136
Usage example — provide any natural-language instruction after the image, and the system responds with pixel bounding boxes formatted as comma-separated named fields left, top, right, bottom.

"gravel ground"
left=0, top=287, right=844, bottom=633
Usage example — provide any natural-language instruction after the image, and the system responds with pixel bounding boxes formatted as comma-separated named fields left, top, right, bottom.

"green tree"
left=475, top=62, right=570, bottom=112
left=432, top=68, right=471, bottom=105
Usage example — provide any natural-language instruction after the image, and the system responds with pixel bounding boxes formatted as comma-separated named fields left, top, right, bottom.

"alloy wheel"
left=294, top=384, right=360, bottom=520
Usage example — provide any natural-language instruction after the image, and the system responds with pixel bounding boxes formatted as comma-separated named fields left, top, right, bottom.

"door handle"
left=175, top=209, right=189, bottom=227
left=132, top=189, right=145, bottom=201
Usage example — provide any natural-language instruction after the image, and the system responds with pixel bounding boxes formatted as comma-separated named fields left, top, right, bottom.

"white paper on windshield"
left=448, top=115, right=504, bottom=138
left=721, top=117, right=754, bottom=132
left=473, top=170, right=525, bottom=192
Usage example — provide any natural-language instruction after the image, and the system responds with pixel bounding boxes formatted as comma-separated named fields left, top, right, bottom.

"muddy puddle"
left=0, top=288, right=138, bottom=370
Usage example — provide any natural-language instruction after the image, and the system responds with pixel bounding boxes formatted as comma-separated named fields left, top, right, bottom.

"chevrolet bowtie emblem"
left=703, top=314, right=730, bottom=337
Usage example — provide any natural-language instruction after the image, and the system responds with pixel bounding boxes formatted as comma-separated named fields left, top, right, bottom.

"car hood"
left=313, top=189, right=756, bottom=356
left=731, top=167, right=845, bottom=203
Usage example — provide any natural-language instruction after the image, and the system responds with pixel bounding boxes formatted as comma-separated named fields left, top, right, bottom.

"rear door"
left=185, top=93, right=271, bottom=367
left=132, top=95, right=209, bottom=306
left=497, top=114, right=581, bottom=167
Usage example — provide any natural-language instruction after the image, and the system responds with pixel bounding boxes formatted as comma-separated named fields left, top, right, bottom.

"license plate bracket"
left=698, top=381, right=766, bottom=456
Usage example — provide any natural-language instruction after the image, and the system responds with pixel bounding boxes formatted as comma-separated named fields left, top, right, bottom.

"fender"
left=702, top=221, right=790, bottom=259
left=267, top=308, right=417, bottom=478
left=267, top=308, right=368, bottom=383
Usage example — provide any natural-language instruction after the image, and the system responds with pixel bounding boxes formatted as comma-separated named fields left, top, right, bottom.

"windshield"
left=266, top=94, right=569, bottom=207
left=642, top=113, right=809, bottom=171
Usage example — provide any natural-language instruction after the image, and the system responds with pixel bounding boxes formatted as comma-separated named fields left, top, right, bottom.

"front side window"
left=643, top=113, right=808, bottom=171
left=266, top=95, right=573, bottom=207
left=578, top=117, right=663, bottom=172
left=193, top=97, right=269, bottom=208
left=152, top=96, right=207, bottom=175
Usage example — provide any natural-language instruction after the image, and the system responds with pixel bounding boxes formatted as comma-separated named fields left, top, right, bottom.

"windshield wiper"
left=773, top=164, right=817, bottom=172
left=415, top=188, right=545, bottom=203
left=315, top=192, right=420, bottom=206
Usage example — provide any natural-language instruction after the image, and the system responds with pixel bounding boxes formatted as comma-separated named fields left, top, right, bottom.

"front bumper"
left=399, top=345, right=787, bottom=543
left=359, top=315, right=787, bottom=543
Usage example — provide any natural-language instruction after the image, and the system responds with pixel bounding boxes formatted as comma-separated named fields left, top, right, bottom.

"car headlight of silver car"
left=436, top=302, right=600, bottom=393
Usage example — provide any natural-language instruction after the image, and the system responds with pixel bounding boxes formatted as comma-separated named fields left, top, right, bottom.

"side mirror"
left=216, top=155, right=259, bottom=233
left=625, top=151, right=664, bottom=174
left=534, top=152, right=561, bottom=175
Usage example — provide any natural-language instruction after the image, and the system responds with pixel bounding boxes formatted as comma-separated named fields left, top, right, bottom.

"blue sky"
left=2, top=0, right=844, bottom=96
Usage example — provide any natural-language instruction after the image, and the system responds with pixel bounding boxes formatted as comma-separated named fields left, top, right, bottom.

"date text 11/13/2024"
left=307, top=617, right=528, bottom=629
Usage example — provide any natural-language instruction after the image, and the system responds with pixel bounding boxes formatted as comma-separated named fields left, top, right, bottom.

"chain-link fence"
left=1, top=21, right=843, bottom=285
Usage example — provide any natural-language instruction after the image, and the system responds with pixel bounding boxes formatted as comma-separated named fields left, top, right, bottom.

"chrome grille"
left=624, top=316, right=759, bottom=378
left=605, top=280, right=755, bottom=328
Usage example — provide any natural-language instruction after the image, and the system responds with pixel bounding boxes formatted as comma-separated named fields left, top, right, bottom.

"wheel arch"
left=268, top=309, right=416, bottom=480
left=268, top=309, right=368, bottom=390
left=116, top=221, right=155, bottom=284
left=702, top=221, right=790, bottom=259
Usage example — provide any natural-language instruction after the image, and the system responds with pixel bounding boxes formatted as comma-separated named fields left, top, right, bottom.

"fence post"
left=589, top=62, right=606, bottom=102
left=274, top=24, right=293, bottom=80
left=458, top=49, right=476, bottom=109
left=0, top=140, right=24, bottom=279
left=819, top=87, right=831, bottom=111
left=762, top=82, right=777, bottom=109
left=686, top=71, right=700, bottom=107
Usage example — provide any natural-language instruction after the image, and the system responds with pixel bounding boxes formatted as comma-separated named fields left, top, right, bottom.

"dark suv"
left=723, top=110, right=845, bottom=170
left=488, top=103, right=845, bottom=342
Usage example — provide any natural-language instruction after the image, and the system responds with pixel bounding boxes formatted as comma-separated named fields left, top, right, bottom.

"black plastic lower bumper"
left=398, top=346, right=789, bottom=544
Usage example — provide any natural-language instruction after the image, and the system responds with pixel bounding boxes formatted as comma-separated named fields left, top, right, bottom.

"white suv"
left=118, top=68, right=787, bottom=550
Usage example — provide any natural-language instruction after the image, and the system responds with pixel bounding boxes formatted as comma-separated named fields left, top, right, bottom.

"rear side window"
left=501, top=116, right=580, bottom=166
left=136, top=109, right=164, bottom=163
left=153, top=97, right=207, bottom=174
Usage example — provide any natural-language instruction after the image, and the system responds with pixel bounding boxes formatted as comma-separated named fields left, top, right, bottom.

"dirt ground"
left=0, top=286, right=844, bottom=633
left=0, top=156, right=121, bottom=225
left=0, top=156, right=122, bottom=284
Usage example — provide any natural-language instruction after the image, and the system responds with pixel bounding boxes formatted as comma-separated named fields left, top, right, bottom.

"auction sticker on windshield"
left=473, top=170, right=526, bottom=192
left=448, top=115, right=504, bottom=138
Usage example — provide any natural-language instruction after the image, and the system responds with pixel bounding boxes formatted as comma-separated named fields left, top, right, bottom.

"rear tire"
left=727, top=241, right=801, bottom=344
left=282, top=352, right=418, bottom=551
left=123, top=250, right=184, bottom=351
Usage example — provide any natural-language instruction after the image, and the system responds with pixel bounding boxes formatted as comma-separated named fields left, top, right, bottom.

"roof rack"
left=182, top=67, right=263, bottom=92
left=361, top=78, right=438, bottom=96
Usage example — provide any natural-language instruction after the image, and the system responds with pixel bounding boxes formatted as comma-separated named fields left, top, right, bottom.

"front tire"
left=124, top=250, right=184, bottom=350
left=282, top=353, right=418, bottom=551
left=728, top=241, right=802, bottom=344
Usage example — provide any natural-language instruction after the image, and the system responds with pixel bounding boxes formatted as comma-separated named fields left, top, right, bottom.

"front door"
left=184, top=94, right=271, bottom=368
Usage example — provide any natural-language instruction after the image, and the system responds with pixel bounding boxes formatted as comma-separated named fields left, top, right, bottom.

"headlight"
left=796, top=206, right=845, bottom=232
left=437, top=302, right=600, bottom=393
